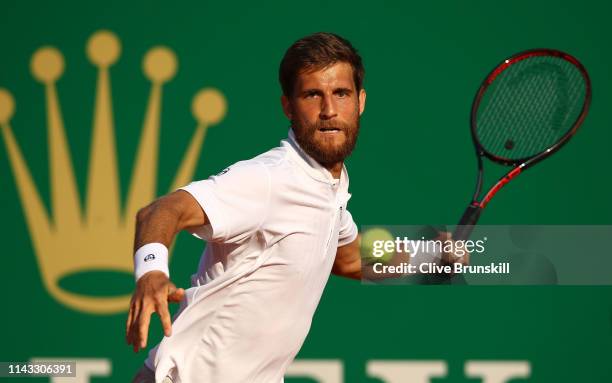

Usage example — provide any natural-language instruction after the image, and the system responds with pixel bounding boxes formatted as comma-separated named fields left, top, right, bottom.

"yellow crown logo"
left=0, top=30, right=226, bottom=314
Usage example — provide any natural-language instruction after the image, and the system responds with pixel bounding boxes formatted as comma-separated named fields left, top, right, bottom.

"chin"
left=315, top=132, right=346, bottom=146
left=317, top=140, right=345, bottom=155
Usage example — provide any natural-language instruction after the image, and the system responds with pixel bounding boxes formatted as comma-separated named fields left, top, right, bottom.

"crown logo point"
left=0, top=88, right=15, bottom=124
left=192, top=88, right=227, bottom=125
left=87, top=30, right=121, bottom=68
left=31, top=47, right=64, bottom=84
left=144, top=46, right=177, bottom=84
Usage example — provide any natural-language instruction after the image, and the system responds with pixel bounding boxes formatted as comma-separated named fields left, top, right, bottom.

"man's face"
left=282, top=62, right=366, bottom=167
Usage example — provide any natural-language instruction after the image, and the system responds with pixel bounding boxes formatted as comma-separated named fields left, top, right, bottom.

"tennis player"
left=128, top=32, right=366, bottom=383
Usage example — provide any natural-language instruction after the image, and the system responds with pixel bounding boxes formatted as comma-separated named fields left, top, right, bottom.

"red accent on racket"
left=453, top=49, right=591, bottom=241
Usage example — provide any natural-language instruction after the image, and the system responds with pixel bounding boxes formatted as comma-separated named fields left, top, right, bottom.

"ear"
left=358, top=88, right=367, bottom=116
left=281, top=95, right=293, bottom=120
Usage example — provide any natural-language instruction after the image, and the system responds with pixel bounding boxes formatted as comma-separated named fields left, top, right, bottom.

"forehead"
left=295, top=62, right=355, bottom=90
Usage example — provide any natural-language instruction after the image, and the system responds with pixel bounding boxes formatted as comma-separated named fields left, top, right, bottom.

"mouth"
left=317, top=127, right=342, bottom=134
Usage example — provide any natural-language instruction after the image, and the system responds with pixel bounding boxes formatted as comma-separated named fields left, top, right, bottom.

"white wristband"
left=134, top=243, right=170, bottom=281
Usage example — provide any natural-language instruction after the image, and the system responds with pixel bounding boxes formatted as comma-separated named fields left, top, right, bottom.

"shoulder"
left=238, top=144, right=296, bottom=179
left=201, top=145, right=289, bottom=187
left=193, top=142, right=301, bottom=193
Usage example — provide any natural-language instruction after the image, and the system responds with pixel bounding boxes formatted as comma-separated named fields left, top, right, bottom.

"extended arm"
left=331, top=232, right=470, bottom=282
left=332, top=234, right=413, bottom=280
left=126, top=190, right=207, bottom=352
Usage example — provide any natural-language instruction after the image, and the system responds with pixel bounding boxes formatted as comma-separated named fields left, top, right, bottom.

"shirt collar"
left=282, top=128, right=349, bottom=188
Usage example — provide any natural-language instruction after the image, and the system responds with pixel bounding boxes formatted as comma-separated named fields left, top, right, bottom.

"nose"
left=319, top=96, right=337, bottom=120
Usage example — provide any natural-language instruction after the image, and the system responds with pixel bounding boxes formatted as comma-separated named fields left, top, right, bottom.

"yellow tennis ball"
left=361, top=228, right=395, bottom=265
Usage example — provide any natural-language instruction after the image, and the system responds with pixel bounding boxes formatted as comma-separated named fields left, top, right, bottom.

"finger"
left=168, top=287, right=185, bottom=303
left=130, top=299, right=145, bottom=348
left=438, top=231, right=451, bottom=241
left=157, top=301, right=173, bottom=337
left=128, top=316, right=138, bottom=351
left=126, top=307, right=136, bottom=346
left=128, top=299, right=142, bottom=346
left=138, top=307, right=153, bottom=349
left=167, top=282, right=177, bottom=296
left=126, top=295, right=138, bottom=336
left=126, top=305, right=134, bottom=342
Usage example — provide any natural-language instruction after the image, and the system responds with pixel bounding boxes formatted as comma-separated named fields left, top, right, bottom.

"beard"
left=291, top=116, right=360, bottom=167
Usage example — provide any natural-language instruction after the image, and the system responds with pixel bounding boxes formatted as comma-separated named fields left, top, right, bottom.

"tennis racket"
left=453, top=49, right=591, bottom=241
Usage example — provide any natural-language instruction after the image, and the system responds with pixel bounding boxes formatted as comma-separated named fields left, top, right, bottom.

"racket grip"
left=453, top=204, right=482, bottom=241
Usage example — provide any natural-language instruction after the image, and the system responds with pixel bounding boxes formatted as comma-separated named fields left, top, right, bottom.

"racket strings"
left=476, top=55, right=586, bottom=161
left=479, top=59, right=569, bottom=155
left=512, top=66, right=568, bottom=156
left=480, top=59, right=576, bottom=157
left=480, top=57, right=584, bottom=158
left=519, top=62, right=582, bottom=157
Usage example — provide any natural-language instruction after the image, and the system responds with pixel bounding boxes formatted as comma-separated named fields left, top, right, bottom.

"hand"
left=436, top=232, right=470, bottom=268
left=126, top=271, right=185, bottom=352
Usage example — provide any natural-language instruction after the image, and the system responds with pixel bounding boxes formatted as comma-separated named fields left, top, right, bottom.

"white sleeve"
left=337, top=208, right=358, bottom=247
left=179, top=162, right=271, bottom=244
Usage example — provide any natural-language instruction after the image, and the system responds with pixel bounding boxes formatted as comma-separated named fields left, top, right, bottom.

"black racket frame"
left=454, top=49, right=591, bottom=241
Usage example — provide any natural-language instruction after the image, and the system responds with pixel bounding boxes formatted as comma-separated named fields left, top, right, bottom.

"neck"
left=323, top=161, right=343, bottom=179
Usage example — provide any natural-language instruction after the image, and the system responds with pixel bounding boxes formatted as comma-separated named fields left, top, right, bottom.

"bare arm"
left=332, top=235, right=362, bottom=280
left=332, top=232, right=468, bottom=281
left=332, top=234, right=415, bottom=280
left=126, top=190, right=207, bottom=352
left=133, top=190, right=208, bottom=249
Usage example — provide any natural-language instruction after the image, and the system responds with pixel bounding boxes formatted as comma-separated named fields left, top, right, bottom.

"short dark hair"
left=279, top=32, right=365, bottom=97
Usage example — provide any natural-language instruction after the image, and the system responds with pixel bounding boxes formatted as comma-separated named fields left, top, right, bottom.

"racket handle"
left=453, top=204, right=482, bottom=241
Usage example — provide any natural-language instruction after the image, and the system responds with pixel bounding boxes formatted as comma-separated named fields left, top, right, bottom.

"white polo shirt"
left=146, top=129, right=358, bottom=383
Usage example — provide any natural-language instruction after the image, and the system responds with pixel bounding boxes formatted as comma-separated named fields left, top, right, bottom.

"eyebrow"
left=300, top=89, right=323, bottom=96
left=299, top=87, right=353, bottom=96
left=333, top=87, right=353, bottom=94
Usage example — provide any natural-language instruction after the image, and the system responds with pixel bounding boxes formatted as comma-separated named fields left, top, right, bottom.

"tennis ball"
left=360, top=228, right=395, bottom=265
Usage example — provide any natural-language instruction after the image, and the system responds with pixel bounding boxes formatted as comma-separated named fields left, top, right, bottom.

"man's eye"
left=336, top=91, right=349, bottom=98
left=305, top=92, right=319, bottom=98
